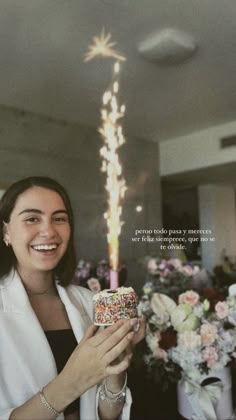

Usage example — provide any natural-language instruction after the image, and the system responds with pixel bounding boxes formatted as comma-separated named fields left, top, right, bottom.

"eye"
left=25, top=217, right=39, bottom=223
left=53, top=215, right=69, bottom=223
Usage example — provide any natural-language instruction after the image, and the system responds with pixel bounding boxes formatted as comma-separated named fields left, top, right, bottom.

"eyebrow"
left=18, top=209, right=68, bottom=216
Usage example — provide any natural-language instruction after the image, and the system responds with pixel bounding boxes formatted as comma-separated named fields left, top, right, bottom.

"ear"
left=2, top=222, right=10, bottom=246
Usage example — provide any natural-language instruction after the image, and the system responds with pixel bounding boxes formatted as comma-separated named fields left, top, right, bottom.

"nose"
left=39, top=220, right=57, bottom=238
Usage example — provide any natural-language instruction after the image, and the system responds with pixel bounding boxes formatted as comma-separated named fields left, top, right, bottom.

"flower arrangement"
left=143, top=257, right=201, bottom=301
left=72, top=259, right=127, bottom=293
left=139, top=288, right=236, bottom=389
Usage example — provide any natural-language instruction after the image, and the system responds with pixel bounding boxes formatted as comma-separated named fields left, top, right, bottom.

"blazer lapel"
left=1, top=269, right=57, bottom=389
left=56, top=283, right=92, bottom=343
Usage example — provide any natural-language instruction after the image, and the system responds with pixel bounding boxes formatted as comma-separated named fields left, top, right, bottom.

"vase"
left=177, top=367, right=233, bottom=420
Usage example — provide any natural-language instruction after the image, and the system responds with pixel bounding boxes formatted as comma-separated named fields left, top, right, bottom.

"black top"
left=45, top=329, right=80, bottom=416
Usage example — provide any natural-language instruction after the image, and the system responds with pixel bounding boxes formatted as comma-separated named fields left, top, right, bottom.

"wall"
left=198, top=185, right=236, bottom=271
left=160, top=120, right=236, bottom=176
left=0, top=105, right=162, bottom=293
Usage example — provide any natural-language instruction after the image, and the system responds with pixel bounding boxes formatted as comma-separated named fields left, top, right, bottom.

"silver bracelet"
left=99, top=374, right=127, bottom=404
left=39, top=388, right=61, bottom=417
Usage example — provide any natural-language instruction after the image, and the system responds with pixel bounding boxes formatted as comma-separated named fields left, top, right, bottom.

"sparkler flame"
left=85, top=31, right=127, bottom=275
left=100, top=61, right=127, bottom=271
left=84, top=28, right=126, bottom=62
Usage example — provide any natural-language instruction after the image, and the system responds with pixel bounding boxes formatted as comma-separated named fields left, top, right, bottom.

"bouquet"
left=143, top=257, right=200, bottom=301
left=139, top=288, right=236, bottom=389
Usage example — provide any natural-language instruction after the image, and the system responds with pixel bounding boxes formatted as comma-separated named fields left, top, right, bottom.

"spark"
left=84, top=28, right=126, bottom=62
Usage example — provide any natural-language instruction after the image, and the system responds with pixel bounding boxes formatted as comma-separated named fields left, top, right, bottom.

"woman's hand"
left=105, top=316, right=146, bottom=391
left=59, top=318, right=137, bottom=403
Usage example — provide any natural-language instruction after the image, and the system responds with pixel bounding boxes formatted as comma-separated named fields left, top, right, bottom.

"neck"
left=16, top=266, right=57, bottom=296
left=24, top=283, right=56, bottom=296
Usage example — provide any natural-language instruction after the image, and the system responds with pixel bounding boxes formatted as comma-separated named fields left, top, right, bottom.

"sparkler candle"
left=85, top=30, right=127, bottom=289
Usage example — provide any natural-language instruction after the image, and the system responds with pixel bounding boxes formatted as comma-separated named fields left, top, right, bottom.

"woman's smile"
left=30, top=243, right=61, bottom=258
left=31, top=243, right=59, bottom=252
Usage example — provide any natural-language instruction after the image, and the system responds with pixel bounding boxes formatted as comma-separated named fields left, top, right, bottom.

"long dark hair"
left=0, top=176, right=77, bottom=286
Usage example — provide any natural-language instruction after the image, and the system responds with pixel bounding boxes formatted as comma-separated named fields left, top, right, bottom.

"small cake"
left=93, top=287, right=138, bottom=326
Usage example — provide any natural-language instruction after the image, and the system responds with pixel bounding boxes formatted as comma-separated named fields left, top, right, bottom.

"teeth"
left=33, top=244, right=57, bottom=251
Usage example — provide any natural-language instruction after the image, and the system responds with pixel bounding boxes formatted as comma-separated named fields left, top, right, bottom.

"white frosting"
left=93, top=286, right=134, bottom=301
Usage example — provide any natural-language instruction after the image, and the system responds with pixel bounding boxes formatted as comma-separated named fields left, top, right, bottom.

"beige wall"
left=160, top=120, right=236, bottom=176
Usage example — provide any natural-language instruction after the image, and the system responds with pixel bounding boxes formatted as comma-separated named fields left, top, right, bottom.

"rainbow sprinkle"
left=93, top=287, right=138, bottom=325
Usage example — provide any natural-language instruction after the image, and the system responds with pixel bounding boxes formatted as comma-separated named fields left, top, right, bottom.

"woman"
left=0, top=176, right=144, bottom=420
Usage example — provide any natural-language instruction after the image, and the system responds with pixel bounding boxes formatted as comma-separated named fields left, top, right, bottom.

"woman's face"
left=3, top=186, right=71, bottom=276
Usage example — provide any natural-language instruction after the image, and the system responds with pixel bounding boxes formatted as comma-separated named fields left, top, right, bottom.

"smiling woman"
left=0, top=177, right=76, bottom=286
left=3, top=186, right=71, bottom=288
left=0, top=176, right=144, bottom=420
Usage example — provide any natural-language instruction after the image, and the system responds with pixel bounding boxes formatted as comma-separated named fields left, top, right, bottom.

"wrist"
left=43, top=372, right=79, bottom=413
left=43, top=378, right=67, bottom=413
left=99, top=373, right=127, bottom=405
left=39, top=389, right=61, bottom=417
left=105, top=372, right=127, bottom=393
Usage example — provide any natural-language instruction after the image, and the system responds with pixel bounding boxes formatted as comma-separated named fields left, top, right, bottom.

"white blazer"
left=0, top=269, right=132, bottom=420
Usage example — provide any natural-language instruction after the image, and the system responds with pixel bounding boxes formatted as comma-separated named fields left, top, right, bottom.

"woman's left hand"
left=114, top=315, right=146, bottom=362
left=105, top=316, right=146, bottom=390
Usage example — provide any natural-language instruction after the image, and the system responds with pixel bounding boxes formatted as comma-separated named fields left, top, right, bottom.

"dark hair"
left=0, top=176, right=77, bottom=286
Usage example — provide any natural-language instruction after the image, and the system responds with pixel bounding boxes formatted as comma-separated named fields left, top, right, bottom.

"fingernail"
left=130, top=318, right=138, bottom=326
left=133, top=322, right=140, bottom=332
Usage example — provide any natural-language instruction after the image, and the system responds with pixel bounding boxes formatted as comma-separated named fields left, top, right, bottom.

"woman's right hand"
left=59, top=318, right=137, bottom=402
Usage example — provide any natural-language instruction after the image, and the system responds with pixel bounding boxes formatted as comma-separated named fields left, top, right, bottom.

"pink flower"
left=201, top=346, right=218, bottom=368
left=153, top=346, right=168, bottom=362
left=215, top=301, right=229, bottom=319
left=155, top=330, right=162, bottom=341
left=159, top=260, right=167, bottom=270
left=200, top=323, right=217, bottom=345
left=163, top=268, right=171, bottom=277
left=179, top=290, right=200, bottom=306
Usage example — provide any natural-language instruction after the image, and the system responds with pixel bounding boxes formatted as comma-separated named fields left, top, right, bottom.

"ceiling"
left=0, top=0, right=236, bottom=142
